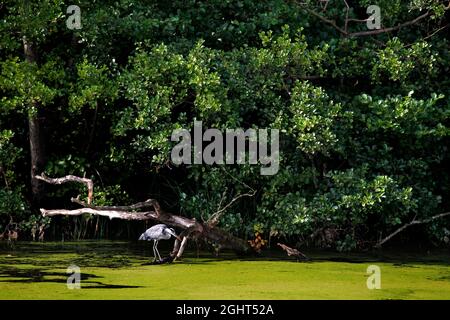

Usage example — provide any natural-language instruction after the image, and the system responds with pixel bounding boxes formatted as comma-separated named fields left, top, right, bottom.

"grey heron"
left=139, top=224, right=181, bottom=261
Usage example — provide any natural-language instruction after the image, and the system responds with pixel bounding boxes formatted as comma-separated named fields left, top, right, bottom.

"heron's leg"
left=155, top=240, right=162, bottom=261
left=152, top=240, right=157, bottom=261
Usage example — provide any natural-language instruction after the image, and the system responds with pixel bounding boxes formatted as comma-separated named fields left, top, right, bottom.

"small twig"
left=0, top=166, right=9, bottom=188
left=217, top=188, right=227, bottom=211
left=343, top=0, right=350, bottom=33
left=404, top=23, right=450, bottom=47
left=302, top=6, right=348, bottom=35
left=219, top=167, right=255, bottom=193
left=318, top=0, right=329, bottom=12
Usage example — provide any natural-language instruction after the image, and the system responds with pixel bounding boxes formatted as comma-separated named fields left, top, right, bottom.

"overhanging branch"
left=349, top=10, right=431, bottom=37
left=295, top=1, right=450, bottom=38
left=71, top=197, right=161, bottom=213
left=40, top=207, right=157, bottom=220
left=35, top=173, right=94, bottom=204
left=375, top=212, right=450, bottom=248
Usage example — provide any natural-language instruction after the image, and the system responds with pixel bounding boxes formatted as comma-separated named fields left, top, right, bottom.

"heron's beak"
left=176, top=235, right=182, bottom=241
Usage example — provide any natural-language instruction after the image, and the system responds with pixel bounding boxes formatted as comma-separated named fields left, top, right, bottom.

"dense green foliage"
left=1, top=0, right=450, bottom=250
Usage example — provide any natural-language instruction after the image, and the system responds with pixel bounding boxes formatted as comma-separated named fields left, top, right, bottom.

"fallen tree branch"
left=40, top=207, right=157, bottom=220
left=40, top=206, right=199, bottom=230
left=375, top=212, right=450, bottom=248
left=35, top=173, right=94, bottom=204
left=40, top=208, right=157, bottom=220
left=172, top=236, right=190, bottom=261
left=71, top=197, right=161, bottom=212
left=38, top=174, right=251, bottom=260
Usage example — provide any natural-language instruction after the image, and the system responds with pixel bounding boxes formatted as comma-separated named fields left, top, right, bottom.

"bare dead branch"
left=71, top=197, right=161, bottom=213
left=174, top=236, right=189, bottom=260
left=39, top=206, right=202, bottom=232
left=295, top=1, right=450, bottom=38
left=216, top=189, right=227, bottom=212
left=375, top=212, right=450, bottom=248
left=35, top=173, right=94, bottom=205
left=40, top=207, right=157, bottom=220
left=219, top=166, right=255, bottom=192
left=38, top=173, right=251, bottom=259
left=207, top=190, right=256, bottom=227
left=343, top=0, right=350, bottom=33
left=404, top=23, right=450, bottom=47
left=349, top=10, right=431, bottom=37
left=204, top=168, right=257, bottom=227
left=302, top=6, right=348, bottom=35
left=347, top=18, right=370, bottom=23
left=320, top=0, right=329, bottom=12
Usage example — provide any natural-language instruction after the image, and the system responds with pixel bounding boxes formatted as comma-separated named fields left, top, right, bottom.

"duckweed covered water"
left=1, top=241, right=449, bottom=299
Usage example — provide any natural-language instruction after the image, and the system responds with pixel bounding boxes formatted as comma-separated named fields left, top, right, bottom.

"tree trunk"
left=28, top=116, right=46, bottom=201
left=23, top=36, right=46, bottom=204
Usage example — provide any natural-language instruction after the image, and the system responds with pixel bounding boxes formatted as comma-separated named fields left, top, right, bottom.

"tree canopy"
left=1, top=0, right=450, bottom=251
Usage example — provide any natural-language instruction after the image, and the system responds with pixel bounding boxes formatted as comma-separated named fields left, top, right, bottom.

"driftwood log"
left=36, top=173, right=253, bottom=261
